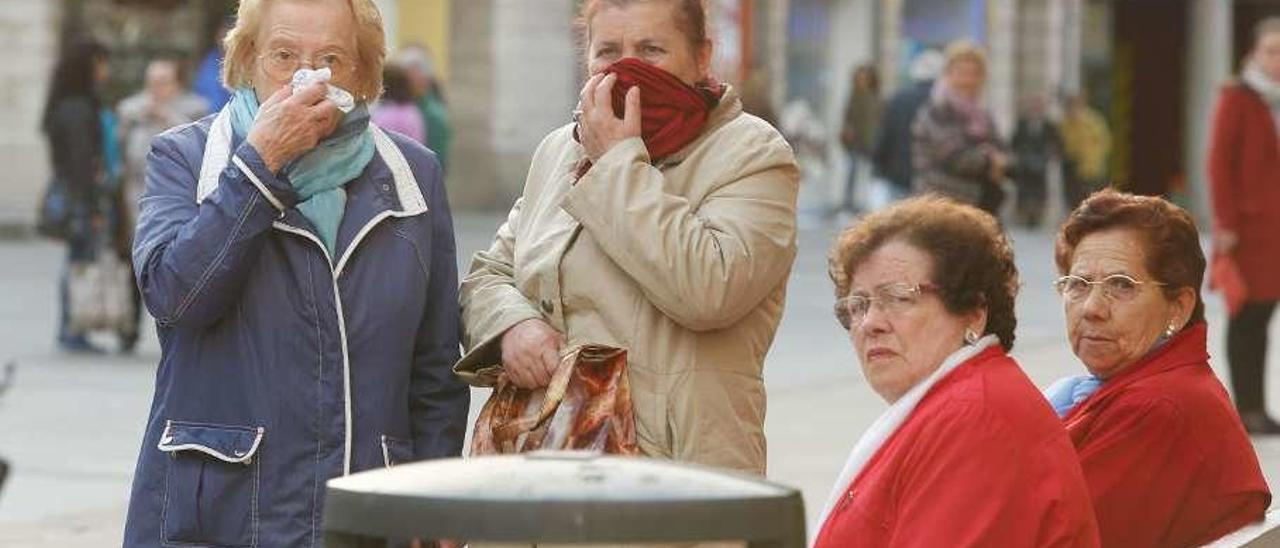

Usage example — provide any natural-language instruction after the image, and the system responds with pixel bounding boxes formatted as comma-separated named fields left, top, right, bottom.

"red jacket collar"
left=1063, top=322, right=1209, bottom=423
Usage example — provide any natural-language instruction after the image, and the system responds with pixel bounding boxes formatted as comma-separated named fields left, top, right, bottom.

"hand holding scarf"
left=574, top=58, right=722, bottom=179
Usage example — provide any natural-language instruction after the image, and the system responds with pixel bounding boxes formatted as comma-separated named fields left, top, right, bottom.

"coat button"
left=381, top=183, right=391, bottom=192
left=541, top=299, right=555, bottom=314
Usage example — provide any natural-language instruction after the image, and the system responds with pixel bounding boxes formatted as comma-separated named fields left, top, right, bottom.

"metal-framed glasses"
left=260, top=48, right=352, bottom=78
left=834, top=282, right=938, bottom=330
left=1053, top=274, right=1165, bottom=303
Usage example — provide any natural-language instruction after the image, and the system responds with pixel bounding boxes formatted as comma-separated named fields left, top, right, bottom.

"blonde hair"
left=222, top=0, right=386, bottom=101
left=943, top=40, right=987, bottom=74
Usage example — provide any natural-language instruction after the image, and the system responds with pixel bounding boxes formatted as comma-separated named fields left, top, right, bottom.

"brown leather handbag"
left=470, top=344, right=639, bottom=456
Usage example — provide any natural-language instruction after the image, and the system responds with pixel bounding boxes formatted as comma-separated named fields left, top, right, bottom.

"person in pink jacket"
left=371, top=63, right=426, bottom=144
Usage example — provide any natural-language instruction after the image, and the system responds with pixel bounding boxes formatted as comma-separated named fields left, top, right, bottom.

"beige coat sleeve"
left=562, top=135, right=799, bottom=332
left=455, top=197, right=543, bottom=383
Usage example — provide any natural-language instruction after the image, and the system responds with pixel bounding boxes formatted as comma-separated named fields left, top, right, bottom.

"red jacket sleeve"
left=890, top=403, right=1089, bottom=547
left=1208, top=88, right=1244, bottom=233
left=1075, top=397, right=1201, bottom=547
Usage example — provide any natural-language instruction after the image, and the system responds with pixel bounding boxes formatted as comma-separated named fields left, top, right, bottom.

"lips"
left=865, top=347, right=897, bottom=361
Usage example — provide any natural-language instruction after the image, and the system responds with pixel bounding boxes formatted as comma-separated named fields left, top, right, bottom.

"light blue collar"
left=228, top=87, right=375, bottom=258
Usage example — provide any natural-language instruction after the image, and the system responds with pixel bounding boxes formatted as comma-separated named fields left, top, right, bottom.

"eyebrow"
left=594, top=37, right=666, bottom=48
left=1068, top=270, right=1137, bottom=279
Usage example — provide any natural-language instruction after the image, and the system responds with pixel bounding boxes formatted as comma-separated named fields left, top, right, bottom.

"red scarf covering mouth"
left=575, top=57, right=723, bottom=178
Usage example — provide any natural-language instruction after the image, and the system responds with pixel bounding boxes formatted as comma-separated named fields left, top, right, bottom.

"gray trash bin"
left=323, top=452, right=806, bottom=547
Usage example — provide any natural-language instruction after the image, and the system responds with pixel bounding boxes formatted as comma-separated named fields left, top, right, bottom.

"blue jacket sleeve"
left=132, top=128, right=299, bottom=330
left=408, top=155, right=470, bottom=459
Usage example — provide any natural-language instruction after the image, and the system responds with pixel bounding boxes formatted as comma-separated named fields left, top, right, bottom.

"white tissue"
left=290, top=67, right=356, bottom=113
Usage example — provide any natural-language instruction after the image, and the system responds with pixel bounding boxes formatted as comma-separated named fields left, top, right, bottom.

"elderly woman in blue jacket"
left=122, top=1, right=470, bottom=546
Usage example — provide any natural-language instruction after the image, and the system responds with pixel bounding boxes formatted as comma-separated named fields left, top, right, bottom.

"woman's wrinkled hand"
left=499, top=318, right=565, bottom=389
left=577, top=72, right=642, bottom=162
left=247, top=83, right=342, bottom=173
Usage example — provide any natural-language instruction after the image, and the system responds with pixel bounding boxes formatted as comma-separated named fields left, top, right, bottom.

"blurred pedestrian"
left=117, top=58, right=209, bottom=225
left=838, top=64, right=881, bottom=213
left=123, top=1, right=469, bottom=546
left=193, top=18, right=232, bottom=111
left=457, top=0, right=799, bottom=477
left=371, top=63, right=426, bottom=143
left=114, top=59, right=208, bottom=354
left=1060, top=94, right=1110, bottom=210
left=1010, top=93, right=1061, bottom=228
left=912, top=41, right=1010, bottom=215
left=393, top=44, right=452, bottom=171
left=873, top=49, right=942, bottom=200
left=815, top=196, right=1098, bottom=547
left=1047, top=190, right=1269, bottom=546
left=1208, top=16, right=1280, bottom=434
left=40, top=39, right=110, bottom=353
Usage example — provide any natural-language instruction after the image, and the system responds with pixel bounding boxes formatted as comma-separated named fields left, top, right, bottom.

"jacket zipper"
left=272, top=222, right=353, bottom=476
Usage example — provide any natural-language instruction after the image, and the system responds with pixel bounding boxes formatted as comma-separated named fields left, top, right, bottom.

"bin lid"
left=324, top=452, right=806, bottom=545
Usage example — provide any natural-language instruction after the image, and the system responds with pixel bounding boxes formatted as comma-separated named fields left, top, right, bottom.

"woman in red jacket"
left=1208, top=17, right=1280, bottom=434
left=1049, top=190, right=1270, bottom=547
left=814, top=196, right=1099, bottom=547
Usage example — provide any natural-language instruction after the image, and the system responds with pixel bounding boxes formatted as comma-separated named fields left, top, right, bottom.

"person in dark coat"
left=41, top=39, right=110, bottom=353
left=1208, top=16, right=1280, bottom=434
left=872, top=49, right=942, bottom=200
left=1010, top=93, right=1062, bottom=227
left=838, top=64, right=881, bottom=213
left=122, top=1, right=470, bottom=546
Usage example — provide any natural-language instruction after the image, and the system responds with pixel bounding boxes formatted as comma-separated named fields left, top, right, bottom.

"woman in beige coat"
left=456, top=0, right=799, bottom=476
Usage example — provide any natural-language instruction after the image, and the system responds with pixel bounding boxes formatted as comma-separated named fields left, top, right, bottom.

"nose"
left=857, top=301, right=892, bottom=337
left=1076, top=284, right=1110, bottom=321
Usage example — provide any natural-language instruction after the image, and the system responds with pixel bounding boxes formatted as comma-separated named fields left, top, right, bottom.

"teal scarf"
left=229, top=87, right=375, bottom=258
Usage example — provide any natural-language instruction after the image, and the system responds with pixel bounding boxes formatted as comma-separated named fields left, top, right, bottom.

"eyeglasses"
left=259, top=48, right=353, bottom=78
left=1053, top=274, right=1165, bottom=303
left=834, top=282, right=938, bottom=330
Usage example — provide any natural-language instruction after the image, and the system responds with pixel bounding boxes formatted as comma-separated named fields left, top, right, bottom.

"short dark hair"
left=380, top=64, right=415, bottom=104
left=829, top=195, right=1020, bottom=349
left=1054, top=189, right=1206, bottom=326
left=41, top=38, right=107, bottom=135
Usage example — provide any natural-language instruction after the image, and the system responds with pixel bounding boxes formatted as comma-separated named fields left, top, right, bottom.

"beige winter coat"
left=456, top=88, right=799, bottom=476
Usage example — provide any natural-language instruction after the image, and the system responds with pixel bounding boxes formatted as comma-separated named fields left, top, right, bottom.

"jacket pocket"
left=380, top=434, right=414, bottom=467
left=158, top=420, right=263, bottom=547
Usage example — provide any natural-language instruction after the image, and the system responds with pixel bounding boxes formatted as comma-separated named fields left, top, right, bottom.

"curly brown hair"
left=828, top=195, right=1020, bottom=349
left=1054, top=189, right=1206, bottom=326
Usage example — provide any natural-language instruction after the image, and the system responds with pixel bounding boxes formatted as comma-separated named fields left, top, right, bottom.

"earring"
left=1164, top=324, right=1177, bottom=338
left=964, top=329, right=979, bottom=345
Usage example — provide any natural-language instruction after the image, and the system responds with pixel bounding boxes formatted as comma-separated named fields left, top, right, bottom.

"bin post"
left=323, top=453, right=806, bottom=546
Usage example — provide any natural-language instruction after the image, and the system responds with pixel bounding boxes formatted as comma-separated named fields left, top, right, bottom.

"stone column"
left=448, top=0, right=576, bottom=210
left=879, top=0, right=904, bottom=93
left=1184, top=0, right=1232, bottom=222
left=986, top=0, right=1018, bottom=136
left=447, top=0, right=498, bottom=210
left=0, top=1, right=61, bottom=230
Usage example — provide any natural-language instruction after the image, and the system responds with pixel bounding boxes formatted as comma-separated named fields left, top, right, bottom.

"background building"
left=2, top=0, right=1277, bottom=228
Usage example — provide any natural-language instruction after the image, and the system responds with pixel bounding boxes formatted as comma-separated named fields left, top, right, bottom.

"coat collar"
left=1063, top=322, right=1209, bottom=424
